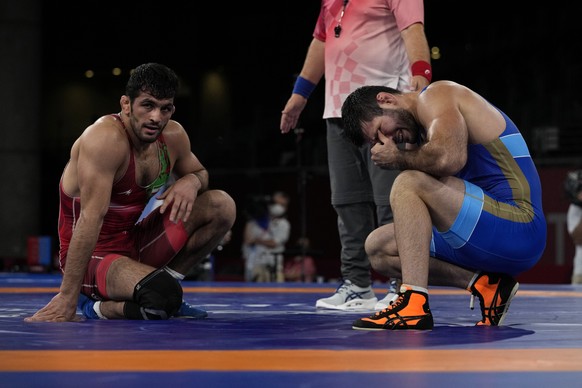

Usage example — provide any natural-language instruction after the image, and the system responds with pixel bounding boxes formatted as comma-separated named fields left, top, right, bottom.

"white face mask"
left=269, top=203, right=286, bottom=217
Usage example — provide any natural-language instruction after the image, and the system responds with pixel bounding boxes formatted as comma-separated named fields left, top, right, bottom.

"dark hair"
left=341, top=85, right=401, bottom=147
left=272, top=190, right=290, bottom=202
left=125, top=63, right=179, bottom=101
left=245, top=194, right=270, bottom=229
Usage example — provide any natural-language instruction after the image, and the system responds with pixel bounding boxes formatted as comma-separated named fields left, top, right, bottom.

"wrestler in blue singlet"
left=429, top=109, right=547, bottom=276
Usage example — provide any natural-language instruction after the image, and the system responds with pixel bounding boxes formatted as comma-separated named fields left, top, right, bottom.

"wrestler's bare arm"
left=65, top=124, right=124, bottom=288
left=372, top=83, right=469, bottom=176
left=158, top=121, right=209, bottom=223
left=25, top=122, right=126, bottom=322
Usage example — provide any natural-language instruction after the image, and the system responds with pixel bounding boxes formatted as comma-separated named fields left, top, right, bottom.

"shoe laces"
left=374, top=293, right=405, bottom=316
left=335, top=281, right=351, bottom=294
left=469, top=287, right=494, bottom=324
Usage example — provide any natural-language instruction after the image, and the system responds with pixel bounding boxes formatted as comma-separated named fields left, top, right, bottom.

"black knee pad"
left=125, top=268, right=183, bottom=320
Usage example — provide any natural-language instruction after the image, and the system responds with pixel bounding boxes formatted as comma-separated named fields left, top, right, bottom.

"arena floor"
left=1, top=272, right=581, bottom=387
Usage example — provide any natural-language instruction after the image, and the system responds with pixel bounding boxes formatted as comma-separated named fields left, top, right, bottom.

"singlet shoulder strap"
left=110, top=113, right=124, bottom=126
left=110, top=113, right=135, bottom=146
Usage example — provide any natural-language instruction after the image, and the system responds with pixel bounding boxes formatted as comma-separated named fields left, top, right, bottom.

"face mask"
left=269, top=203, right=286, bottom=217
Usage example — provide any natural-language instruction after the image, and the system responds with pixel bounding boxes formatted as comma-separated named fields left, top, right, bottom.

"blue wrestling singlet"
left=430, top=109, right=547, bottom=276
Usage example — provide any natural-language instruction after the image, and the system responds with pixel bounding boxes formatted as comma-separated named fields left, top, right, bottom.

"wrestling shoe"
left=352, top=285, right=433, bottom=330
left=77, top=294, right=100, bottom=320
left=374, top=278, right=401, bottom=310
left=470, top=272, right=519, bottom=326
left=315, top=279, right=377, bottom=311
left=174, top=300, right=208, bottom=319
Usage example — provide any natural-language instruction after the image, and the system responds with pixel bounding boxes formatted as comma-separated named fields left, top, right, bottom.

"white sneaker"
left=374, top=278, right=401, bottom=310
left=316, top=280, right=377, bottom=311
left=374, top=292, right=399, bottom=310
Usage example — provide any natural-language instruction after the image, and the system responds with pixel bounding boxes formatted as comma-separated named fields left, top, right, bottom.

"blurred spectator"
left=284, top=237, right=317, bottom=283
left=241, top=191, right=291, bottom=282
left=564, top=170, right=582, bottom=284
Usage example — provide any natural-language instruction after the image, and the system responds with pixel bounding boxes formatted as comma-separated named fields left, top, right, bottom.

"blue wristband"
left=292, top=76, right=316, bottom=99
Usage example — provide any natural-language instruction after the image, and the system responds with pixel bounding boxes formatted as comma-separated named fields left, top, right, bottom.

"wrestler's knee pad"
left=125, top=269, right=183, bottom=320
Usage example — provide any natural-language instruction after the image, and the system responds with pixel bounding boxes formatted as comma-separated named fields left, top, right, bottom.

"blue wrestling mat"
left=1, top=273, right=582, bottom=387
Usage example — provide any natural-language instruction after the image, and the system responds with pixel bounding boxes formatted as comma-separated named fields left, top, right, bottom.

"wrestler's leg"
left=365, top=223, right=475, bottom=290
left=96, top=257, right=157, bottom=319
left=130, top=189, right=234, bottom=319
left=87, top=256, right=182, bottom=320
left=166, top=189, right=236, bottom=275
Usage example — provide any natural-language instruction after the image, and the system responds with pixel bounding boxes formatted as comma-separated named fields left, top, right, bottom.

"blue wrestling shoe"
left=174, top=300, right=208, bottom=319
left=77, top=294, right=100, bottom=319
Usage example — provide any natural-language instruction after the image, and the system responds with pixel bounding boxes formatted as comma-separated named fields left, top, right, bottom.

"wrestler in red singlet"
left=58, top=114, right=186, bottom=299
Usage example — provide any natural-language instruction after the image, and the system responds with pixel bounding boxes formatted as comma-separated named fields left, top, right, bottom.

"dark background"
left=41, top=2, right=582, bottom=135
left=37, top=1, right=582, bottom=280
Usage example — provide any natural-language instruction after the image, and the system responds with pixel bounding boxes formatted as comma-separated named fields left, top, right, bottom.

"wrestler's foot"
left=174, top=300, right=208, bottom=319
left=77, top=294, right=99, bottom=320
left=352, top=285, right=433, bottom=331
left=470, top=272, right=519, bottom=326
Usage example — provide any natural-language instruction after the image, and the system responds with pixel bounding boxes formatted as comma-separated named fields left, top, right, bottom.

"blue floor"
left=1, top=273, right=582, bottom=387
